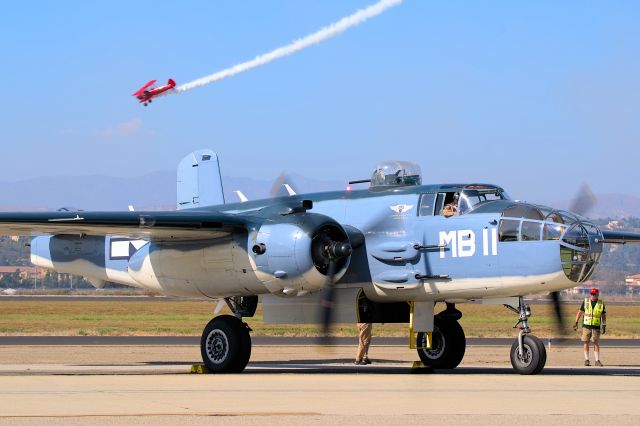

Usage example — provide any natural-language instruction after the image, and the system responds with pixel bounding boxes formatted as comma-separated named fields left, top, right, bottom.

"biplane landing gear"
left=505, top=297, right=546, bottom=375
left=200, top=296, right=257, bottom=373
left=416, top=304, right=466, bottom=369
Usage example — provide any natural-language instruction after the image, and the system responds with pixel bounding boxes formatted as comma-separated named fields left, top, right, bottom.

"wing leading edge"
left=0, top=210, right=252, bottom=241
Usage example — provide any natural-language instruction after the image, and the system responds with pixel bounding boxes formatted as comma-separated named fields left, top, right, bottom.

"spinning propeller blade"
left=550, top=291, right=568, bottom=336
left=269, top=172, right=299, bottom=198
left=569, top=183, right=597, bottom=217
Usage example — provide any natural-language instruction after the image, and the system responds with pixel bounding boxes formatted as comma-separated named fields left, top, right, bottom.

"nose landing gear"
left=505, top=297, right=547, bottom=375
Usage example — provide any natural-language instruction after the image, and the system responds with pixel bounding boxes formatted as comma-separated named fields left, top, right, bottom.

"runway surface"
left=1, top=338, right=639, bottom=424
left=2, top=335, right=639, bottom=346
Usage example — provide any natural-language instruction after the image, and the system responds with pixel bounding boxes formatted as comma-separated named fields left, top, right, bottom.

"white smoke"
left=175, top=0, right=402, bottom=93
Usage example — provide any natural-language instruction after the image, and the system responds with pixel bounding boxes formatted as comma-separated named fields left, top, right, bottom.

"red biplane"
left=132, top=79, right=176, bottom=106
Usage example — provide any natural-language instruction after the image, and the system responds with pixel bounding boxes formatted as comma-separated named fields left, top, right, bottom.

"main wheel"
left=510, top=334, right=546, bottom=375
left=201, top=315, right=251, bottom=373
left=416, top=316, right=466, bottom=369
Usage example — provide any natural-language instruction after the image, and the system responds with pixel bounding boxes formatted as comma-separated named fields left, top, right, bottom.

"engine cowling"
left=250, top=213, right=352, bottom=296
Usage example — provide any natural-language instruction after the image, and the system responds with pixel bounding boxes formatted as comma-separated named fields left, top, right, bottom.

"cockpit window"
left=459, top=187, right=510, bottom=213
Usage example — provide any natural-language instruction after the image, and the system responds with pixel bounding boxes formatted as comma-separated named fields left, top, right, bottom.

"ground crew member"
left=355, top=322, right=372, bottom=365
left=573, top=287, right=606, bottom=366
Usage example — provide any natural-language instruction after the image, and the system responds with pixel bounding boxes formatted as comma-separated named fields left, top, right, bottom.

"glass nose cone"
left=560, top=221, right=603, bottom=282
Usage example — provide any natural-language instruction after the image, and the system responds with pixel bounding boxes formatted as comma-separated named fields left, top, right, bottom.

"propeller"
left=550, top=183, right=597, bottom=336
left=269, top=172, right=299, bottom=198
left=312, top=228, right=352, bottom=343
left=549, top=290, right=567, bottom=336
left=569, top=183, right=597, bottom=217
left=316, top=208, right=399, bottom=343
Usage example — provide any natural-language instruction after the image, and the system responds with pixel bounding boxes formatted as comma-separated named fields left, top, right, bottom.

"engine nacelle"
left=250, top=214, right=352, bottom=296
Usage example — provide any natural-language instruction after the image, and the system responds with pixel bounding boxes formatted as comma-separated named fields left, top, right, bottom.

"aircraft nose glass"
left=560, top=221, right=603, bottom=283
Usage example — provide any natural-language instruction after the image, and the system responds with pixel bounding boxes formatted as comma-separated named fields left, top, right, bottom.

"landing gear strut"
left=504, top=297, right=546, bottom=375
left=200, top=296, right=257, bottom=373
left=416, top=303, right=466, bottom=369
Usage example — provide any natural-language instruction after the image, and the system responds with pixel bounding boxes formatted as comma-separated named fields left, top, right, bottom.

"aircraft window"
left=545, top=212, right=564, bottom=224
left=563, top=224, right=590, bottom=249
left=418, top=193, right=436, bottom=216
left=439, top=192, right=459, bottom=216
left=521, top=221, right=541, bottom=241
left=434, top=193, right=446, bottom=216
left=499, top=219, right=519, bottom=242
left=460, top=189, right=509, bottom=212
left=502, top=205, right=544, bottom=220
left=543, top=223, right=565, bottom=240
left=561, top=246, right=587, bottom=282
left=559, top=222, right=603, bottom=282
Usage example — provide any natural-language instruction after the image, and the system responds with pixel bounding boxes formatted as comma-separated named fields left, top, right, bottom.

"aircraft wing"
left=132, top=80, right=157, bottom=97
left=601, top=230, right=640, bottom=244
left=0, top=210, right=252, bottom=242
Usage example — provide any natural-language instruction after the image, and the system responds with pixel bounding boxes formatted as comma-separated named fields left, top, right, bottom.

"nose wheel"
left=510, top=334, right=546, bottom=375
left=505, top=297, right=547, bottom=375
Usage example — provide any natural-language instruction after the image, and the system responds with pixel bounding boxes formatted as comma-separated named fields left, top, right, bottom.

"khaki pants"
left=581, top=327, right=601, bottom=344
left=356, top=323, right=372, bottom=360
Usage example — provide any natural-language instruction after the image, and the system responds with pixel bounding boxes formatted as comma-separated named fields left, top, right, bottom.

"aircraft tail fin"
left=177, top=150, right=225, bottom=210
left=168, top=78, right=176, bottom=87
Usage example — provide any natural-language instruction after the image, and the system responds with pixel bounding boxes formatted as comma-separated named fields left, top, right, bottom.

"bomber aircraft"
left=1, top=150, right=639, bottom=375
left=132, top=78, right=176, bottom=106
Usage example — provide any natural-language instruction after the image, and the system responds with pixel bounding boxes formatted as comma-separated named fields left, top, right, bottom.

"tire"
left=417, top=317, right=466, bottom=369
left=201, top=315, right=251, bottom=373
left=532, top=336, right=547, bottom=375
left=510, top=334, right=546, bottom=375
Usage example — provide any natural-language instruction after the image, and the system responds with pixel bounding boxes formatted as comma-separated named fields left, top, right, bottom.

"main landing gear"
left=504, top=297, right=546, bottom=375
left=416, top=303, right=466, bottom=369
left=200, top=296, right=257, bottom=373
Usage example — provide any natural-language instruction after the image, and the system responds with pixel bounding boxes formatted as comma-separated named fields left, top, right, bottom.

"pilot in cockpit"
left=441, top=193, right=459, bottom=217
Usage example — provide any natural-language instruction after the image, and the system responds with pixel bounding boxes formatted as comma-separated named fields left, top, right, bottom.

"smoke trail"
left=175, top=0, right=402, bottom=93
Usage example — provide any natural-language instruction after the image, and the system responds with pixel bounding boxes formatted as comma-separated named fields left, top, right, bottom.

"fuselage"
left=30, top=183, right=603, bottom=303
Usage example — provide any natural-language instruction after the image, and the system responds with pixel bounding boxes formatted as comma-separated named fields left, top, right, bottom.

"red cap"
left=590, top=288, right=599, bottom=295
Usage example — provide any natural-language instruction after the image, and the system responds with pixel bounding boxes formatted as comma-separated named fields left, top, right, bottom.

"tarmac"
left=1, top=337, right=639, bottom=425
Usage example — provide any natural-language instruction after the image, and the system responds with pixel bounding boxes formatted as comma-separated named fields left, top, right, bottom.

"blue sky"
left=1, top=0, right=638, bottom=201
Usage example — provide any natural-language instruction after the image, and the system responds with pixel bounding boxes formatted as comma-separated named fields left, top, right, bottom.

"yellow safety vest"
left=583, top=298, right=604, bottom=327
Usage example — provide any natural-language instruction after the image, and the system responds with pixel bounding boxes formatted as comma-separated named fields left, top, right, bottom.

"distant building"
left=0, top=266, right=45, bottom=281
left=604, top=220, right=622, bottom=230
left=625, top=274, right=640, bottom=295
